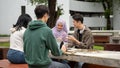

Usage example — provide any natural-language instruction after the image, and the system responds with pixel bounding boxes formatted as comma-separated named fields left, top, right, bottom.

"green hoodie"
left=23, top=20, right=62, bottom=68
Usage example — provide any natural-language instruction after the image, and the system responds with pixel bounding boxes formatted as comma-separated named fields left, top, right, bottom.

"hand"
left=67, top=35, right=76, bottom=42
left=61, top=45, right=67, bottom=53
left=67, top=35, right=80, bottom=45
left=56, top=37, right=62, bottom=42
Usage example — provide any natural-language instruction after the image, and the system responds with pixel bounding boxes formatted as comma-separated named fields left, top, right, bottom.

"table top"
left=50, top=48, right=120, bottom=67
left=66, top=48, right=120, bottom=60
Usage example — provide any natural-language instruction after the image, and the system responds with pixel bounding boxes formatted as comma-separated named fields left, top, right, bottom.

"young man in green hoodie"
left=23, top=5, right=70, bottom=68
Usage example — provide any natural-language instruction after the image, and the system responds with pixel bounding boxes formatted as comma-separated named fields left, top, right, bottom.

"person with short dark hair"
left=68, top=13, right=94, bottom=49
left=7, top=14, right=32, bottom=64
left=68, top=13, right=94, bottom=68
left=72, top=13, right=84, bottom=23
left=23, top=5, right=70, bottom=68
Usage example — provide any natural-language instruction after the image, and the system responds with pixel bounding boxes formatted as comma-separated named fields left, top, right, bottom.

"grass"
left=93, top=45, right=104, bottom=50
left=0, top=35, right=10, bottom=47
left=0, top=42, right=104, bottom=50
left=0, top=42, right=10, bottom=47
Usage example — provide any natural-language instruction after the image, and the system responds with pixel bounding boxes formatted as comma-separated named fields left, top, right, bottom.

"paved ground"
left=0, top=37, right=10, bottom=42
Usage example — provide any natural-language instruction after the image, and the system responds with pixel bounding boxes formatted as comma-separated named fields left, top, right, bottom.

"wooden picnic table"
left=49, top=48, right=120, bottom=68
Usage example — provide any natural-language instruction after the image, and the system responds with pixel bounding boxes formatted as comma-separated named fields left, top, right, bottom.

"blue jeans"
left=7, top=49, right=26, bottom=64
left=29, top=61, right=70, bottom=68
left=48, top=61, right=70, bottom=68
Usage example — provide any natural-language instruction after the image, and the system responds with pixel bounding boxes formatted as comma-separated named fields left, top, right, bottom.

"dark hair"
left=34, top=5, right=49, bottom=19
left=13, top=14, right=32, bottom=31
left=72, top=13, right=84, bottom=23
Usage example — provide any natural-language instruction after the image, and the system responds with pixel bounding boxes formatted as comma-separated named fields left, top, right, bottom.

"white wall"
left=70, top=0, right=104, bottom=12
left=69, top=16, right=106, bottom=27
left=0, top=0, right=35, bottom=34
left=84, top=17, right=106, bottom=27
left=113, top=0, right=120, bottom=30
left=0, top=0, right=70, bottom=34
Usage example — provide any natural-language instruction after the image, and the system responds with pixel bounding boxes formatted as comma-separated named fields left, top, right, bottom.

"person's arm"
left=76, top=34, right=93, bottom=49
left=46, top=30, right=66, bottom=56
left=68, top=31, right=94, bottom=49
left=67, top=30, right=79, bottom=47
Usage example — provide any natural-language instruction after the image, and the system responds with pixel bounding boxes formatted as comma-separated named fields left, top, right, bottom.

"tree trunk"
left=106, top=16, right=111, bottom=30
left=102, top=0, right=112, bottom=30
left=106, top=0, right=112, bottom=30
left=47, top=0, right=58, bottom=28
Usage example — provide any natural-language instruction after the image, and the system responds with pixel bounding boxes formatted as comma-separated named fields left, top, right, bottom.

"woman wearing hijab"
left=52, top=18, right=68, bottom=43
left=52, top=18, right=70, bottom=67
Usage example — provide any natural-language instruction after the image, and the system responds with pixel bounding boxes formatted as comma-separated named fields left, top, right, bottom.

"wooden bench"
left=0, top=37, right=9, bottom=59
left=82, top=63, right=114, bottom=68
left=104, top=43, right=120, bottom=51
left=93, top=35, right=110, bottom=46
left=0, top=46, right=9, bottom=59
left=93, top=35, right=110, bottom=43
left=0, top=59, right=28, bottom=68
left=0, top=37, right=10, bottom=43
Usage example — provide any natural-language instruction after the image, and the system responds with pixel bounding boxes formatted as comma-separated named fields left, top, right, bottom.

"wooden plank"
left=49, top=48, right=120, bottom=68
left=0, top=47, right=9, bottom=59
left=82, top=63, right=114, bottom=68
left=93, top=35, right=110, bottom=43
left=0, top=37, right=9, bottom=42
left=0, top=59, right=28, bottom=68
left=104, top=43, right=120, bottom=51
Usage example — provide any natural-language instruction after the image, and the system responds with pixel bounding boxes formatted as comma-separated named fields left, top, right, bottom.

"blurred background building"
left=0, top=0, right=120, bottom=34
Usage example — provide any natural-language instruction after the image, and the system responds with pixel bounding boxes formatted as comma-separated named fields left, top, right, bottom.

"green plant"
left=56, top=4, right=64, bottom=17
